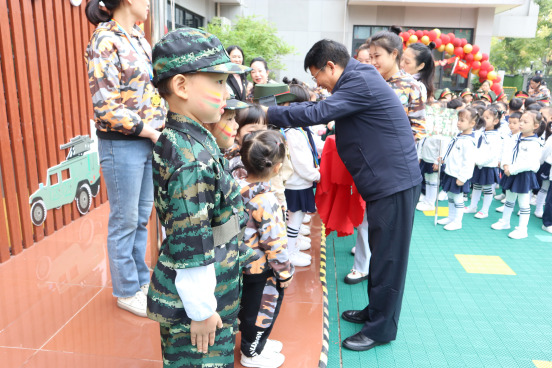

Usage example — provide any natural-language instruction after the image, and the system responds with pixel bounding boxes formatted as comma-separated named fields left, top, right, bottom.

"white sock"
left=536, top=180, right=549, bottom=213
left=480, top=186, right=494, bottom=214
left=470, top=185, right=482, bottom=209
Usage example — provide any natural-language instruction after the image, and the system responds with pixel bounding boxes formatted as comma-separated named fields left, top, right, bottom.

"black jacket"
left=226, top=74, right=247, bottom=101
left=267, top=58, right=421, bottom=202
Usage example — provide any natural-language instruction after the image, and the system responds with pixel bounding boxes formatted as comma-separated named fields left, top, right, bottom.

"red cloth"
left=315, top=136, right=365, bottom=237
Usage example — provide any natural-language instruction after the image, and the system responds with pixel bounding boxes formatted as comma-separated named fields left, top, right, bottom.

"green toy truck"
left=29, top=135, right=101, bottom=226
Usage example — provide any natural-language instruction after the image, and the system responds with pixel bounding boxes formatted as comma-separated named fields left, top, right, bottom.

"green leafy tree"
left=204, top=16, right=296, bottom=80
left=490, top=0, right=552, bottom=75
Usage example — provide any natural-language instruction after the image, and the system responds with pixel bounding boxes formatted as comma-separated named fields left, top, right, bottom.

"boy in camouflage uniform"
left=146, top=28, right=256, bottom=368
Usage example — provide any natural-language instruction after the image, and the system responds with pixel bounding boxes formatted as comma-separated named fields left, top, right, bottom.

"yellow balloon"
left=438, top=44, right=446, bottom=52
left=421, top=35, right=430, bottom=45
left=487, top=71, right=498, bottom=81
left=472, top=69, right=480, bottom=75
left=474, top=52, right=482, bottom=61
left=445, top=43, right=455, bottom=55
left=409, top=35, right=418, bottom=44
left=434, top=28, right=441, bottom=38
left=463, top=44, right=473, bottom=54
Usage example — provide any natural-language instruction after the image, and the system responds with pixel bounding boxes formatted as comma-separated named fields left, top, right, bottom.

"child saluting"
left=146, top=28, right=256, bottom=367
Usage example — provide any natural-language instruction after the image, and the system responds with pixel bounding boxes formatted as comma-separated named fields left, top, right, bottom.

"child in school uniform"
left=436, top=108, right=478, bottom=231
left=492, top=110, right=543, bottom=239
left=416, top=135, right=450, bottom=211
left=146, top=28, right=256, bottom=367
left=537, top=107, right=552, bottom=219
left=239, top=130, right=294, bottom=368
left=496, top=112, right=523, bottom=210
left=465, top=106, right=503, bottom=218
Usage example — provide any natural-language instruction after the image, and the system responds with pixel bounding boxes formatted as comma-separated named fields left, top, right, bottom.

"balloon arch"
left=399, top=28, right=502, bottom=96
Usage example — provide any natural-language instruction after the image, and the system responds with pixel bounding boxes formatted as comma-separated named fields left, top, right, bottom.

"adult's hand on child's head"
left=190, top=313, right=223, bottom=354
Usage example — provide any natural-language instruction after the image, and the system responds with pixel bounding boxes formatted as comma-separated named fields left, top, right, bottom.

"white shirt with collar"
left=443, top=133, right=477, bottom=183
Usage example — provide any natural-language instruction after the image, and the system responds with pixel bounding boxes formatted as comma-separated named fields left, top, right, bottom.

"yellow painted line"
left=423, top=207, right=449, bottom=217
left=533, top=361, right=552, bottom=368
left=455, top=254, right=516, bottom=275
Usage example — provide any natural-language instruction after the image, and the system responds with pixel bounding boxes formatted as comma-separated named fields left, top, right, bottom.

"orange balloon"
left=472, top=69, right=480, bottom=75
left=409, top=35, right=418, bottom=44
left=437, top=44, right=446, bottom=52
left=421, top=35, right=430, bottom=45
left=474, top=52, right=482, bottom=61
left=463, top=44, right=473, bottom=54
left=445, top=43, right=455, bottom=55
left=487, top=71, right=498, bottom=81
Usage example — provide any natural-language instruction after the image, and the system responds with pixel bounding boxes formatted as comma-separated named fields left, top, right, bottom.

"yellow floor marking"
left=533, top=361, right=552, bottom=368
left=455, top=254, right=516, bottom=275
left=423, top=207, right=449, bottom=217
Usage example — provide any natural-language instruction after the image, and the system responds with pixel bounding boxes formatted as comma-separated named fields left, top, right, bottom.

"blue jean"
left=98, top=138, right=153, bottom=298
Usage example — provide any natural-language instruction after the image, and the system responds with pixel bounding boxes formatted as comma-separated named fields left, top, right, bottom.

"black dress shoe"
left=342, top=332, right=387, bottom=351
left=341, top=310, right=367, bottom=324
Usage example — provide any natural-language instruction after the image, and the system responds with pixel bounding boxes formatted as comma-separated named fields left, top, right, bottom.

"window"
left=166, top=3, right=204, bottom=30
left=352, top=25, right=474, bottom=94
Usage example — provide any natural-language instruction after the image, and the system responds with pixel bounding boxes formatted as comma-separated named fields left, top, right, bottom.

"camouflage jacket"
left=223, top=143, right=248, bottom=181
left=147, top=111, right=256, bottom=325
left=240, top=182, right=294, bottom=281
left=387, top=70, right=427, bottom=141
left=85, top=21, right=165, bottom=138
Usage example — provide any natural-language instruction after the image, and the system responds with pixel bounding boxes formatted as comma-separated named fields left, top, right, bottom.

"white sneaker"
left=494, top=193, right=506, bottom=201
left=508, top=227, right=528, bottom=239
left=265, top=339, right=283, bottom=353
left=419, top=193, right=426, bottom=202
left=491, top=220, right=510, bottom=230
left=542, top=224, right=552, bottom=233
left=535, top=210, right=543, bottom=218
left=501, top=198, right=506, bottom=204
left=436, top=217, right=453, bottom=225
left=416, top=201, right=435, bottom=211
left=241, top=349, right=285, bottom=368
left=297, top=236, right=312, bottom=251
left=464, top=206, right=477, bottom=214
left=117, top=291, right=147, bottom=317
left=140, top=283, right=149, bottom=295
left=298, top=234, right=311, bottom=243
left=299, top=224, right=311, bottom=236
left=289, top=252, right=311, bottom=267
left=474, top=211, right=488, bottom=219
left=350, top=246, right=356, bottom=255
left=444, top=221, right=462, bottom=231
left=302, top=214, right=312, bottom=224
left=496, top=205, right=504, bottom=213
left=463, top=194, right=468, bottom=202
left=344, top=269, right=369, bottom=284
left=438, top=191, right=448, bottom=201
left=530, top=194, right=537, bottom=206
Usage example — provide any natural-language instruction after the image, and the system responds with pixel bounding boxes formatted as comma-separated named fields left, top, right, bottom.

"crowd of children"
left=417, top=92, right=552, bottom=240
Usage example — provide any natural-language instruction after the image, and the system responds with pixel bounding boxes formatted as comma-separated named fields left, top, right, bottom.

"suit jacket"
left=226, top=74, right=247, bottom=101
left=267, top=58, right=422, bottom=202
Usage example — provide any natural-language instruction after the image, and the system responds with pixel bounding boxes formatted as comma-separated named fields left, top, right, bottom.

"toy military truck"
left=29, top=135, right=101, bottom=226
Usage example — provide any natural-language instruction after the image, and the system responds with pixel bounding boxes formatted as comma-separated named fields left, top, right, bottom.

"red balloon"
left=408, top=29, right=415, bottom=35
left=479, top=70, right=489, bottom=80
left=472, top=61, right=481, bottom=70
left=480, top=60, right=491, bottom=71
left=441, top=35, right=450, bottom=44
left=471, top=45, right=480, bottom=54
left=423, top=30, right=429, bottom=36
left=434, top=38, right=442, bottom=48
left=452, top=39, right=462, bottom=48
left=481, top=53, right=489, bottom=62
left=428, top=30, right=437, bottom=41
left=465, top=53, right=474, bottom=63
left=488, top=65, right=494, bottom=72
left=401, top=32, right=409, bottom=42
left=454, top=47, right=464, bottom=57
left=491, top=83, right=502, bottom=96
left=448, top=33, right=456, bottom=42
left=460, top=39, right=468, bottom=47
left=495, top=76, right=502, bottom=84
left=415, top=30, right=424, bottom=39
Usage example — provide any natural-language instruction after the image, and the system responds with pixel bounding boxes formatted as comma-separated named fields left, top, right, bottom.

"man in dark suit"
left=264, top=39, right=422, bottom=351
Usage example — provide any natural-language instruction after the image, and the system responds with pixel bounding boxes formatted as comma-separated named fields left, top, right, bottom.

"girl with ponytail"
left=85, top=0, right=165, bottom=317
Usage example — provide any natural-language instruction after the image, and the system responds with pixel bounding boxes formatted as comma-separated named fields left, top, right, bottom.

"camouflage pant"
left=238, top=273, right=285, bottom=357
left=159, top=319, right=237, bottom=368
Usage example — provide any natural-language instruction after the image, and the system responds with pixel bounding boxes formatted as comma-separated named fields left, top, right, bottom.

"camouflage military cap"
left=225, top=98, right=249, bottom=111
left=152, top=27, right=251, bottom=87
left=253, top=83, right=296, bottom=105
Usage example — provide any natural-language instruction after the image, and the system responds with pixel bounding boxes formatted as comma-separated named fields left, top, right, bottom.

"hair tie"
left=99, top=1, right=106, bottom=7
left=265, top=159, right=273, bottom=168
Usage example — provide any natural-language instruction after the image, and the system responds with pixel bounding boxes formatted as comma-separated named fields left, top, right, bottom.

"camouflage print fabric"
left=152, top=28, right=250, bottom=87
left=147, top=111, right=257, bottom=367
left=85, top=21, right=165, bottom=134
left=387, top=70, right=427, bottom=141
left=223, top=144, right=248, bottom=181
left=159, top=319, right=238, bottom=368
left=239, top=274, right=285, bottom=357
left=239, top=182, right=294, bottom=281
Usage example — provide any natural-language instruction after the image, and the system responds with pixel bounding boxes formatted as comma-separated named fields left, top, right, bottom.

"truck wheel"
left=76, top=183, right=92, bottom=215
left=31, top=200, right=47, bottom=226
